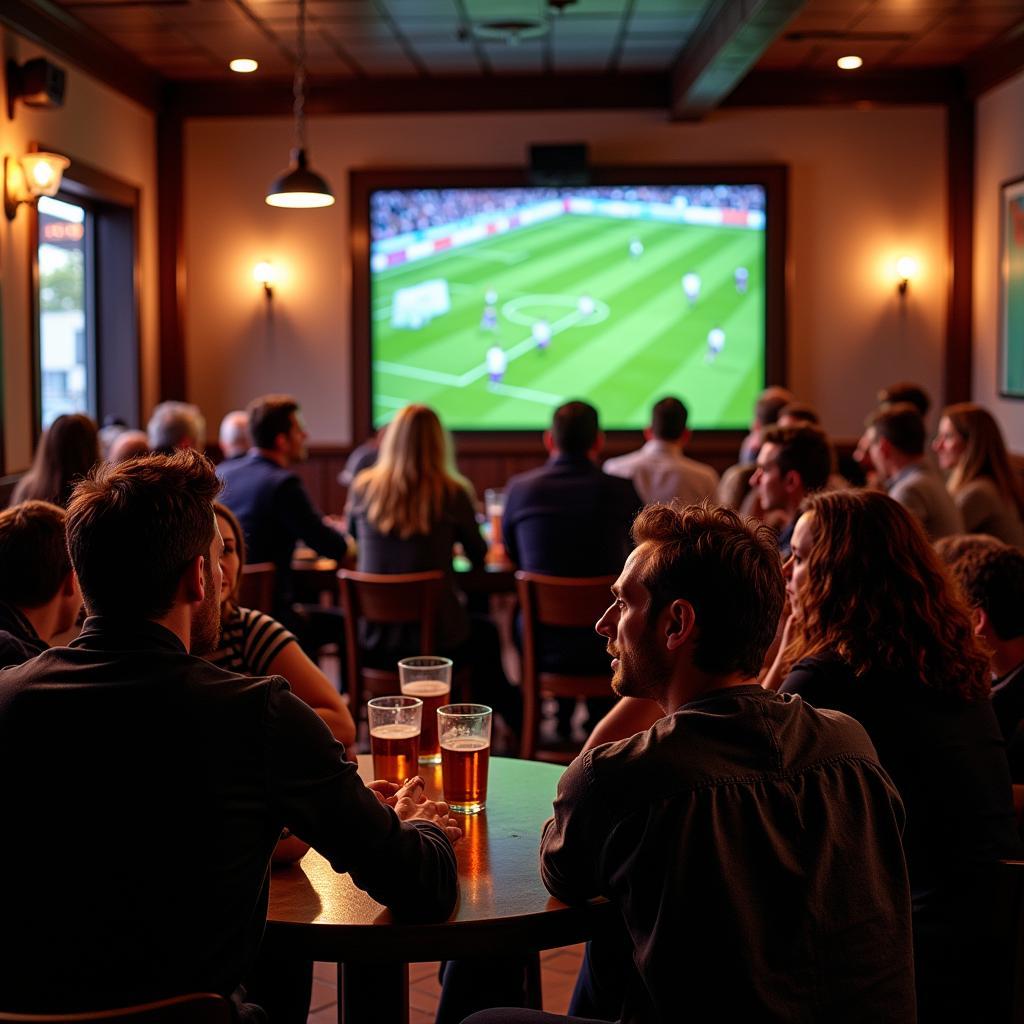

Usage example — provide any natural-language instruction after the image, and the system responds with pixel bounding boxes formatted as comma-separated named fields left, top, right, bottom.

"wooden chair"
left=237, top=562, right=275, bottom=614
left=336, top=569, right=443, bottom=718
left=0, top=992, right=231, bottom=1023
left=516, top=571, right=616, bottom=762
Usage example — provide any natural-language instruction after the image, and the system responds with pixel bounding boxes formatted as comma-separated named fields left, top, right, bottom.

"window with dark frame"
left=31, top=157, right=141, bottom=442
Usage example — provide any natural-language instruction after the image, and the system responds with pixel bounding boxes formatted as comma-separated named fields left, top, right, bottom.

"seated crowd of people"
left=1, top=379, right=1024, bottom=1023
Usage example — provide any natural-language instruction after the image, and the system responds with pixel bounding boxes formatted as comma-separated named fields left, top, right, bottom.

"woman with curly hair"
left=764, top=488, right=1020, bottom=1022
left=933, top=402, right=1024, bottom=545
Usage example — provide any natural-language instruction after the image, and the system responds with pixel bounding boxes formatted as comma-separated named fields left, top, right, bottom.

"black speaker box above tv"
left=528, top=143, right=590, bottom=187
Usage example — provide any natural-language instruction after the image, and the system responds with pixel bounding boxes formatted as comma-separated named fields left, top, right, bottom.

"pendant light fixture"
left=265, top=0, right=334, bottom=209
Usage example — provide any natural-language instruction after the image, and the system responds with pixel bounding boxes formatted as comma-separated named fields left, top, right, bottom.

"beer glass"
left=368, top=696, right=422, bottom=784
left=484, top=488, right=506, bottom=561
left=399, top=656, right=453, bottom=765
left=438, top=703, right=492, bottom=814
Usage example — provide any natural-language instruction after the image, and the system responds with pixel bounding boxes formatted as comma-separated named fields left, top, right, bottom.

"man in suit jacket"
left=504, top=401, right=642, bottom=734
left=217, top=394, right=351, bottom=625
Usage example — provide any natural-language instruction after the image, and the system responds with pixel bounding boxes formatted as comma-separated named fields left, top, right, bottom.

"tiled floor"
left=307, top=944, right=585, bottom=1023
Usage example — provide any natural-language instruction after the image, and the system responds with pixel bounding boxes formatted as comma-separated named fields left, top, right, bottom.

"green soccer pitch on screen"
left=368, top=183, right=769, bottom=433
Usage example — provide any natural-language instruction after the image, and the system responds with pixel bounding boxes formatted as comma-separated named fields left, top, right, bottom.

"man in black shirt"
left=0, top=499, right=81, bottom=668
left=466, top=503, right=914, bottom=1024
left=0, top=452, right=460, bottom=1019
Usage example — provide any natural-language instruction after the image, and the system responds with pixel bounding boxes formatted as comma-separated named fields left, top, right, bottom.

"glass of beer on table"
left=367, top=696, right=422, bottom=784
left=484, top=488, right=506, bottom=562
left=437, top=703, right=492, bottom=814
left=398, top=656, right=452, bottom=765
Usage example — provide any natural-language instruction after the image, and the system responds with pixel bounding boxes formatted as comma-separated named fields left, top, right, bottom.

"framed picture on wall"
left=999, top=175, right=1024, bottom=398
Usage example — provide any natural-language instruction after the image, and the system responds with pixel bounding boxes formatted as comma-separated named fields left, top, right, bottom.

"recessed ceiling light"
left=230, top=58, right=259, bottom=73
left=837, top=55, right=863, bottom=70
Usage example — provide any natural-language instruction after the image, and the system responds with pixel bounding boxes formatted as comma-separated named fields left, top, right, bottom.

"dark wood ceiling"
left=45, top=0, right=1024, bottom=82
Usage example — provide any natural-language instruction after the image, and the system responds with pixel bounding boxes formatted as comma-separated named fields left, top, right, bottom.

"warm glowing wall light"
left=230, top=58, right=259, bottom=73
left=4, top=151, right=70, bottom=220
left=895, top=256, right=919, bottom=297
left=837, top=55, right=863, bottom=70
left=253, top=261, right=278, bottom=300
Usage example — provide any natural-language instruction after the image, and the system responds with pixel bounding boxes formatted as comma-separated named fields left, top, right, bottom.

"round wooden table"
left=266, top=756, right=610, bottom=1023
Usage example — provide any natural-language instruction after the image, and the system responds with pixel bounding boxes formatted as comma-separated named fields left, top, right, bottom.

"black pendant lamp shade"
left=266, top=147, right=334, bottom=208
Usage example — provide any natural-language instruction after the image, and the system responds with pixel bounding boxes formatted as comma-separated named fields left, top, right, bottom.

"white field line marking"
left=374, top=394, right=412, bottom=409
left=374, top=306, right=590, bottom=389
left=488, top=382, right=563, bottom=405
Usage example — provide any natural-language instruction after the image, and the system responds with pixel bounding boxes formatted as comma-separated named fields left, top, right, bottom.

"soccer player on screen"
left=486, top=345, right=507, bottom=387
left=682, top=272, right=701, bottom=305
left=735, top=266, right=749, bottom=294
left=532, top=320, right=551, bottom=352
left=706, top=327, right=726, bottom=363
left=480, top=289, right=498, bottom=333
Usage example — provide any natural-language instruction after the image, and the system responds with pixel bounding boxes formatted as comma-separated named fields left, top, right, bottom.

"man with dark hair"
left=503, top=401, right=641, bottom=737
left=867, top=403, right=961, bottom=540
left=0, top=500, right=81, bottom=668
left=464, top=503, right=914, bottom=1024
left=738, top=384, right=795, bottom=464
left=0, top=452, right=460, bottom=1019
left=878, top=380, right=931, bottom=418
left=217, top=394, right=350, bottom=624
left=750, top=423, right=833, bottom=557
left=603, top=396, right=719, bottom=504
left=937, top=534, right=1024, bottom=780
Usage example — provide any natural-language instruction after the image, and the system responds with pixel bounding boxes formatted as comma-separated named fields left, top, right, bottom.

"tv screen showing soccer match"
left=364, top=174, right=780, bottom=433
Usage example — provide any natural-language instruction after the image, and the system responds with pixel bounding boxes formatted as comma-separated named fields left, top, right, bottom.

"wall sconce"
left=253, top=261, right=278, bottom=302
left=4, top=151, right=70, bottom=220
left=895, top=256, right=919, bottom=297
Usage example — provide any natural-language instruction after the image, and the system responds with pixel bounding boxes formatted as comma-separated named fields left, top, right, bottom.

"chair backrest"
left=336, top=569, right=443, bottom=715
left=995, top=858, right=1024, bottom=1022
left=0, top=992, right=232, bottom=1023
left=238, top=562, right=275, bottom=614
left=515, top=571, right=616, bottom=762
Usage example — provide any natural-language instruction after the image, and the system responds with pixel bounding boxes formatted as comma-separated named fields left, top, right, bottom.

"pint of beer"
left=484, top=488, right=506, bottom=563
left=399, top=657, right=453, bottom=765
left=368, top=696, right=422, bottom=784
left=438, top=703, right=492, bottom=814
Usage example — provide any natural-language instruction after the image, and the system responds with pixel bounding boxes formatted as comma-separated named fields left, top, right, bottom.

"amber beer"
left=437, top=703, right=492, bottom=814
left=401, top=680, right=450, bottom=763
left=440, top=737, right=490, bottom=812
left=371, top=723, right=420, bottom=784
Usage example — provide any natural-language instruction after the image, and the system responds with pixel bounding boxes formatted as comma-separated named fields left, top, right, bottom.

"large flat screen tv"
left=351, top=166, right=786, bottom=436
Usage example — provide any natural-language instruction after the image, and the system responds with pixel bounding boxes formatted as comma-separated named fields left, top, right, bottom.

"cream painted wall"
left=186, top=106, right=948, bottom=445
left=0, top=27, right=158, bottom=472
left=973, top=68, right=1024, bottom=449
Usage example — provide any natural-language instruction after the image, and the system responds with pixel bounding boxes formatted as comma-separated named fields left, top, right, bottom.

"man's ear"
left=61, top=570, right=78, bottom=598
left=590, top=430, right=605, bottom=458
left=543, top=430, right=555, bottom=454
left=681, top=428, right=692, bottom=447
left=782, top=469, right=803, bottom=497
left=183, top=553, right=206, bottom=605
left=643, top=426, right=653, bottom=442
left=664, top=598, right=697, bottom=652
left=974, top=607, right=992, bottom=640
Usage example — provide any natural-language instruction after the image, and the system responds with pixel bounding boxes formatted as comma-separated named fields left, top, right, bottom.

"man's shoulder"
left=218, top=453, right=296, bottom=489
left=586, top=689, right=879, bottom=792
left=602, top=447, right=645, bottom=476
left=0, top=629, right=45, bottom=671
left=678, top=454, right=720, bottom=484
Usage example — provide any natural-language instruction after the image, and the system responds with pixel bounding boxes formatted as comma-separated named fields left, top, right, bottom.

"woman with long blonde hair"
left=347, top=404, right=519, bottom=733
left=764, top=488, right=1019, bottom=1022
left=933, top=402, right=1024, bottom=545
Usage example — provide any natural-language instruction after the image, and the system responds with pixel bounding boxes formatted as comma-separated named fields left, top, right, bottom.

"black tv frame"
left=350, top=164, right=788, bottom=447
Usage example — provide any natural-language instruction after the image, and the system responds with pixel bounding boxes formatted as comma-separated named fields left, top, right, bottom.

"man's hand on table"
left=367, top=777, right=464, bottom=845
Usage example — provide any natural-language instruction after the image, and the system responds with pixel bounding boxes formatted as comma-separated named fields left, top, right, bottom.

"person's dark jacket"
left=0, top=617, right=457, bottom=1016
left=217, top=452, right=349, bottom=620
left=0, top=601, right=47, bottom=669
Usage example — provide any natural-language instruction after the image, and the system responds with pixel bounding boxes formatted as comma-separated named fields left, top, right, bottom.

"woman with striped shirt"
left=210, top=502, right=357, bottom=749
